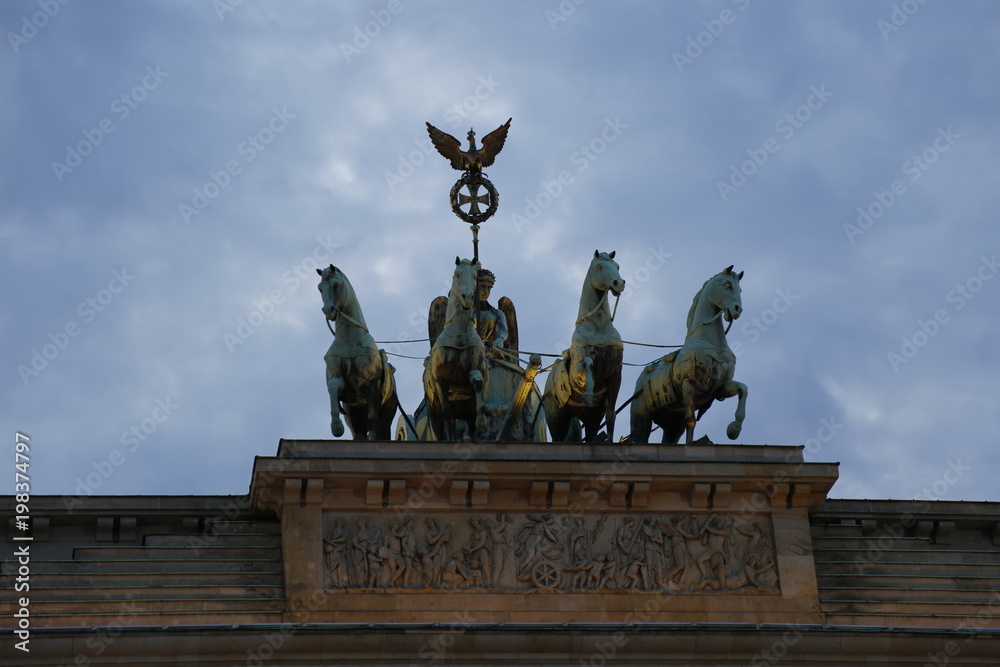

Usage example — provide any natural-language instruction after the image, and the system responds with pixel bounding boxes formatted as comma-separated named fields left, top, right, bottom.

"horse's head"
left=708, top=265, right=744, bottom=323
left=316, top=264, right=345, bottom=321
left=589, top=250, right=625, bottom=297
left=450, top=256, right=479, bottom=311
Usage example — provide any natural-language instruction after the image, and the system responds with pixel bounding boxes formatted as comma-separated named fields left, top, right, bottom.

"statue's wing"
left=428, top=296, right=448, bottom=349
left=498, top=296, right=518, bottom=354
left=426, top=122, right=465, bottom=170
left=478, top=117, right=511, bottom=168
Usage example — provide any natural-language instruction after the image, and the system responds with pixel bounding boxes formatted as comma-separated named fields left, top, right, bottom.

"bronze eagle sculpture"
left=426, top=118, right=511, bottom=175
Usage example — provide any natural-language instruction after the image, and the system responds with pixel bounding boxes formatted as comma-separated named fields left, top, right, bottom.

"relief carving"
left=323, top=511, right=778, bottom=594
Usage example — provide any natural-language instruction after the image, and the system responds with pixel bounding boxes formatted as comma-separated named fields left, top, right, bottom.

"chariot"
left=394, top=261, right=548, bottom=443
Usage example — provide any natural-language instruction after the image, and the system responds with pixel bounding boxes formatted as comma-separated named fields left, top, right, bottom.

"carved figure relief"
left=323, top=511, right=779, bottom=594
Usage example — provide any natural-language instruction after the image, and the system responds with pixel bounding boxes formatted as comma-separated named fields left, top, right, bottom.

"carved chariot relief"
left=322, top=511, right=779, bottom=594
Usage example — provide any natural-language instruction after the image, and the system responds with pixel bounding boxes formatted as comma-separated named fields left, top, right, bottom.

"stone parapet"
left=250, top=440, right=839, bottom=624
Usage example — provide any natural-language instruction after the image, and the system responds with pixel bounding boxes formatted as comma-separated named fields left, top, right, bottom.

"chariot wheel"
left=531, top=561, right=561, bottom=590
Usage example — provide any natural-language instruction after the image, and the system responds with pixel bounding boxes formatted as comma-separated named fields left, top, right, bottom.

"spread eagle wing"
left=478, top=118, right=512, bottom=169
left=426, top=122, right=465, bottom=171
left=428, top=296, right=449, bottom=350
left=498, top=296, right=518, bottom=356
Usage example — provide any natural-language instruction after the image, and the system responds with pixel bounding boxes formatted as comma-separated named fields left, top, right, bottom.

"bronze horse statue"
left=629, top=266, right=748, bottom=444
left=422, top=257, right=490, bottom=441
left=543, top=250, right=625, bottom=442
left=316, top=265, right=397, bottom=440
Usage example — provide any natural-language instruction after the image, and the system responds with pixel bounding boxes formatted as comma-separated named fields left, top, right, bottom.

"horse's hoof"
left=332, top=420, right=345, bottom=438
left=726, top=422, right=741, bottom=440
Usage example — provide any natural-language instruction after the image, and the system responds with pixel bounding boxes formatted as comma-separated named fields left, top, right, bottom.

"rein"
left=325, top=307, right=370, bottom=336
left=688, top=308, right=734, bottom=338
left=576, top=289, right=619, bottom=326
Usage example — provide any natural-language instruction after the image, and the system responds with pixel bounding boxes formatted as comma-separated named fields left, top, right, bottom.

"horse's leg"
left=542, top=367, right=567, bottom=442
left=604, top=369, right=622, bottom=442
left=343, top=404, right=364, bottom=440
left=579, top=356, right=595, bottom=406
left=549, top=411, right=567, bottom=442
left=548, top=416, right=567, bottom=442
left=661, top=413, right=686, bottom=445
left=436, top=379, right=456, bottom=441
left=379, top=376, right=398, bottom=441
left=545, top=394, right=569, bottom=442
left=328, top=375, right=346, bottom=437
left=542, top=386, right=569, bottom=442
left=679, top=378, right=702, bottom=445
left=629, top=395, right=652, bottom=444
left=469, top=368, right=484, bottom=441
left=364, top=378, right=381, bottom=441
left=717, top=380, right=748, bottom=440
left=583, top=410, right=599, bottom=443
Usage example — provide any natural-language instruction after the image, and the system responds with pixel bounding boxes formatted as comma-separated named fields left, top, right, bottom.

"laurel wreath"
left=449, top=173, right=499, bottom=224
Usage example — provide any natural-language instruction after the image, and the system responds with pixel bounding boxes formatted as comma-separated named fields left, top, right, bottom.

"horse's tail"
left=379, top=349, right=397, bottom=408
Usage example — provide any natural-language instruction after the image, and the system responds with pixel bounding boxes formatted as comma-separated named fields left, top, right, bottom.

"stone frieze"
left=322, top=511, right=778, bottom=594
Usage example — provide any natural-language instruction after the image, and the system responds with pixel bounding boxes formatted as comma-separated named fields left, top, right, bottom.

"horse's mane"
left=686, top=275, right=716, bottom=331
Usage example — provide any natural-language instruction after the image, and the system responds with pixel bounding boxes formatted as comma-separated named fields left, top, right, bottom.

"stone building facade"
left=3, top=440, right=999, bottom=665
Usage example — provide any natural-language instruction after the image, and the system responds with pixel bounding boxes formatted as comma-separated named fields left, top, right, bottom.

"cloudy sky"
left=2, top=1, right=998, bottom=505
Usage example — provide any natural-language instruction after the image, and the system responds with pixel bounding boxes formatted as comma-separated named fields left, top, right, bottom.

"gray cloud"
left=2, top=1, right=998, bottom=502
